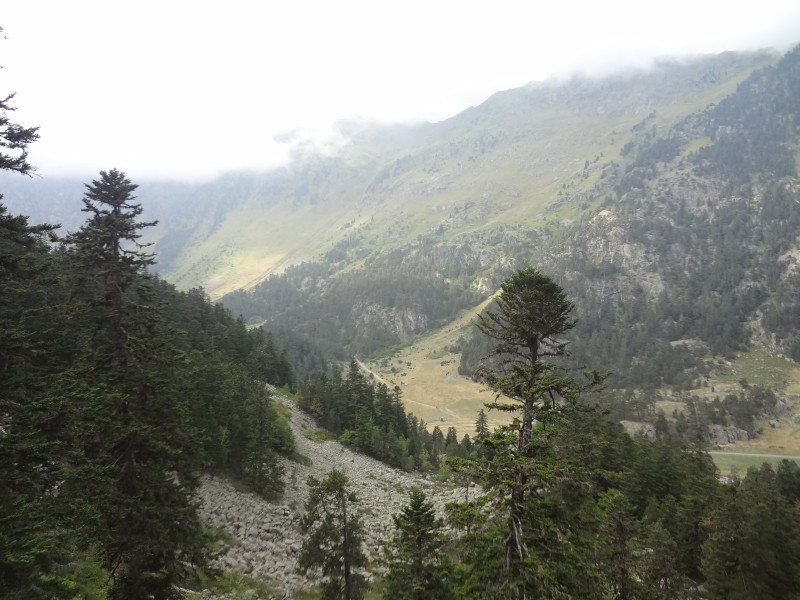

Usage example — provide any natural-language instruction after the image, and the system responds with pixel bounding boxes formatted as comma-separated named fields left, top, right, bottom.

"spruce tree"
left=61, top=169, right=205, bottom=599
left=475, top=408, right=489, bottom=441
left=383, top=487, right=452, bottom=599
left=469, top=267, right=604, bottom=597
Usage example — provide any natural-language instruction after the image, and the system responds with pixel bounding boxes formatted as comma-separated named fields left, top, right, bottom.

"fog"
left=2, top=0, right=799, bottom=181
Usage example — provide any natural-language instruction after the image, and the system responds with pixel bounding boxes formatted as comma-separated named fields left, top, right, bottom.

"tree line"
left=299, top=359, right=475, bottom=471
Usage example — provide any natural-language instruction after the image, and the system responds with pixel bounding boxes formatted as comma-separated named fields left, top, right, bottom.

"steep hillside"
left=221, top=49, right=800, bottom=373
left=543, top=45, right=800, bottom=381
left=189, top=51, right=775, bottom=298
left=4, top=49, right=774, bottom=299
left=5, top=47, right=797, bottom=399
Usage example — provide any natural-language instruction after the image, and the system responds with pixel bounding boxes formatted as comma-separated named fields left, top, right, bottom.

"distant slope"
left=154, top=50, right=780, bottom=299
left=5, top=47, right=797, bottom=395
left=3, top=50, right=776, bottom=302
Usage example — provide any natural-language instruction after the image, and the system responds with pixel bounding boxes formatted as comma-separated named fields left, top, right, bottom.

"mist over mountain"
left=5, top=46, right=799, bottom=392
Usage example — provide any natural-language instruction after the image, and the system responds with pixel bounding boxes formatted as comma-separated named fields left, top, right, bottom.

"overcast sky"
left=3, top=1, right=799, bottom=181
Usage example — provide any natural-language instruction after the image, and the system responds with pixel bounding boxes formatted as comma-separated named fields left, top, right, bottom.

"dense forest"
left=1, top=129, right=296, bottom=597
left=223, top=242, right=483, bottom=366
left=296, top=269, right=800, bottom=599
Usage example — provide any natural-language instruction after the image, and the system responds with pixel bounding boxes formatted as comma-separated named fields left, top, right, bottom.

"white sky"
left=3, top=1, right=799, bottom=181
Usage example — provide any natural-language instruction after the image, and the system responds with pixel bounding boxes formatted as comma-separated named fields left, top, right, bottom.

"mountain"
left=5, top=47, right=800, bottom=408
left=2, top=49, right=777, bottom=295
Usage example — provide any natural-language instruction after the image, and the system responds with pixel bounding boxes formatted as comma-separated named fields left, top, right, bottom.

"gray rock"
left=197, top=392, right=471, bottom=599
left=707, top=424, right=749, bottom=445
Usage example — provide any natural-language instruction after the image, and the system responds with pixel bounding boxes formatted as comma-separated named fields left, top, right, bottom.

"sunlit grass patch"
left=716, top=348, right=793, bottom=390
left=710, top=451, right=800, bottom=478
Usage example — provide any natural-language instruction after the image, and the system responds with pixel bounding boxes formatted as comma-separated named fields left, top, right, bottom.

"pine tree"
left=383, top=488, right=453, bottom=599
left=298, top=470, right=368, bottom=600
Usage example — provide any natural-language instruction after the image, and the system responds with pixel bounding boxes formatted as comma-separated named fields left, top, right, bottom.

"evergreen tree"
left=596, top=489, right=639, bottom=600
left=0, top=71, right=39, bottom=175
left=470, top=267, right=604, bottom=596
left=298, top=470, right=368, bottom=600
left=239, top=381, right=287, bottom=499
left=0, top=52, right=72, bottom=597
left=61, top=169, right=205, bottom=599
left=383, top=488, right=453, bottom=599
left=0, top=207, right=68, bottom=599
left=702, top=465, right=800, bottom=599
left=445, top=426, right=460, bottom=453
left=475, top=408, right=489, bottom=441
left=637, top=520, right=689, bottom=599
left=445, top=496, right=508, bottom=599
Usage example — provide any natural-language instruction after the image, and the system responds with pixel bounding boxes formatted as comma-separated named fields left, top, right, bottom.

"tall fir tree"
left=468, top=267, right=604, bottom=597
left=382, top=488, right=453, bottom=599
left=61, top=169, right=206, bottom=599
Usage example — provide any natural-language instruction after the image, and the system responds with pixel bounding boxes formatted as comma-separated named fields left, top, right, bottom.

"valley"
left=5, top=41, right=800, bottom=599
left=368, top=298, right=800, bottom=475
left=358, top=295, right=500, bottom=434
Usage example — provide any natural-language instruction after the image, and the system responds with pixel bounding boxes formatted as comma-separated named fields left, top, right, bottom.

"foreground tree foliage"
left=56, top=170, right=205, bottom=598
left=453, top=268, right=605, bottom=598
left=298, top=470, right=368, bottom=600
left=0, top=60, right=70, bottom=598
left=1, top=165, right=295, bottom=597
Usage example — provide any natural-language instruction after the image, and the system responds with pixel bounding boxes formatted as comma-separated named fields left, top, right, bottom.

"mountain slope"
left=3, top=50, right=777, bottom=299
left=4, top=47, right=797, bottom=392
left=181, top=50, right=773, bottom=298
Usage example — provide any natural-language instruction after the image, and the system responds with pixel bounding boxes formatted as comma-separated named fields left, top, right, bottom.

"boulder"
left=707, top=424, right=749, bottom=445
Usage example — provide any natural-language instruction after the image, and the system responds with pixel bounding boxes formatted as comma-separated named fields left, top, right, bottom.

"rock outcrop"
left=706, top=424, right=750, bottom=445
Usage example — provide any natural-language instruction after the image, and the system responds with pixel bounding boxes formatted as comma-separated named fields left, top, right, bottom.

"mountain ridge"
left=2, top=48, right=780, bottom=299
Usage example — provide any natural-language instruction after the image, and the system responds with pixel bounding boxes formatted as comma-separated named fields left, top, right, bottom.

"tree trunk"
left=342, top=492, right=351, bottom=600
